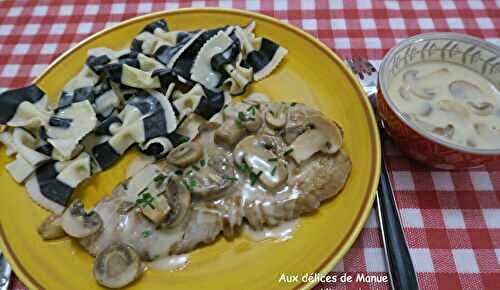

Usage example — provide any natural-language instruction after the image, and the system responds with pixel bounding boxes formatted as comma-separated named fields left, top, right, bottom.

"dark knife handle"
left=378, top=154, right=419, bottom=290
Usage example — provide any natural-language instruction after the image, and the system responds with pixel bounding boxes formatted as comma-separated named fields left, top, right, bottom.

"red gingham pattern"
left=1, top=1, right=499, bottom=289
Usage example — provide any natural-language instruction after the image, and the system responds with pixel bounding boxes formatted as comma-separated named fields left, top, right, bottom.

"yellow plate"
left=0, top=8, right=380, bottom=290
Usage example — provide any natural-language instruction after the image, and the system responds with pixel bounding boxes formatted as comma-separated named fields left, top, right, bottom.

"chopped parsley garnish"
left=192, top=164, right=200, bottom=171
left=284, top=148, right=294, bottom=156
left=138, top=187, right=148, bottom=196
left=225, top=176, right=238, bottom=182
left=186, top=169, right=193, bottom=175
left=200, top=159, right=206, bottom=166
left=175, top=169, right=183, bottom=176
left=189, top=179, right=197, bottom=188
left=136, top=192, right=155, bottom=209
left=247, top=104, right=259, bottom=116
left=152, top=254, right=161, bottom=261
left=142, top=230, right=153, bottom=238
left=238, top=162, right=252, bottom=174
left=271, top=166, right=277, bottom=176
left=153, top=174, right=166, bottom=184
left=290, top=102, right=298, bottom=107
left=269, top=109, right=276, bottom=117
left=238, top=111, right=255, bottom=123
left=250, top=171, right=263, bottom=186
left=268, top=157, right=278, bottom=162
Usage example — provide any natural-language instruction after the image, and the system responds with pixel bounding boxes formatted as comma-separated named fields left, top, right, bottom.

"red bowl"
left=377, top=33, right=500, bottom=170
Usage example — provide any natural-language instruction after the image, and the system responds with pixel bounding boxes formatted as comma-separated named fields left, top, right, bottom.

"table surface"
left=1, top=1, right=499, bottom=290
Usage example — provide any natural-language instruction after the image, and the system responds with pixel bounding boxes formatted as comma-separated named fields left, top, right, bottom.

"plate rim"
left=0, top=7, right=381, bottom=290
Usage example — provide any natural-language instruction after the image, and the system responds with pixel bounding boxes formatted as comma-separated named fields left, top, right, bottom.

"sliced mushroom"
left=94, top=243, right=143, bottom=289
left=184, top=153, right=235, bottom=197
left=409, top=68, right=449, bottom=100
left=399, top=85, right=413, bottom=101
left=433, top=124, right=455, bottom=139
left=413, top=115, right=454, bottom=139
left=214, top=119, right=247, bottom=147
left=402, top=70, right=418, bottom=83
left=234, top=135, right=288, bottom=189
left=61, top=199, right=103, bottom=238
left=244, top=92, right=270, bottom=105
left=139, top=194, right=171, bottom=224
left=284, top=104, right=307, bottom=144
left=166, top=141, right=202, bottom=167
left=437, top=99, right=469, bottom=117
left=289, top=116, right=343, bottom=164
left=410, top=86, right=437, bottom=100
left=159, top=177, right=191, bottom=228
left=38, top=213, right=66, bottom=240
left=449, top=80, right=483, bottom=101
left=467, top=100, right=495, bottom=116
left=241, top=111, right=262, bottom=132
left=417, top=102, right=433, bottom=116
left=265, top=103, right=287, bottom=129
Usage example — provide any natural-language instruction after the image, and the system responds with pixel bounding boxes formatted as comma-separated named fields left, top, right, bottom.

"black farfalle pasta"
left=0, top=19, right=286, bottom=213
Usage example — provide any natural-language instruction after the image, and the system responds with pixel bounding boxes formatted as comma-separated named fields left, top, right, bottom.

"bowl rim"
left=379, top=32, right=500, bottom=156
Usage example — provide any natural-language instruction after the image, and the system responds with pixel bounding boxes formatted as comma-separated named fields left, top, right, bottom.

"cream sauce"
left=388, top=62, right=500, bottom=149
left=242, top=220, right=298, bottom=242
left=147, top=254, right=190, bottom=271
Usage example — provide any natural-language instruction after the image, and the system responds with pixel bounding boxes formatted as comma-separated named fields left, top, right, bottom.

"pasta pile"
left=0, top=19, right=287, bottom=213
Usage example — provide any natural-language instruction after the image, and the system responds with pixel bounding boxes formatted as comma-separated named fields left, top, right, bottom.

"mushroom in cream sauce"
left=388, top=62, right=500, bottom=149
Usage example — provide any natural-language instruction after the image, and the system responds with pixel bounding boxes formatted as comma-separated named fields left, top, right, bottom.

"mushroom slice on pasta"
left=26, top=152, right=92, bottom=213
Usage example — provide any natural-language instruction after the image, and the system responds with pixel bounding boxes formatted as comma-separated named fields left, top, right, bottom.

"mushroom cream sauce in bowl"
left=378, top=32, right=500, bottom=169
left=0, top=8, right=380, bottom=290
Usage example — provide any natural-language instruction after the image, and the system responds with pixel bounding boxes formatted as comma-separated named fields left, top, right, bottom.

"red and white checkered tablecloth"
left=1, top=1, right=499, bottom=289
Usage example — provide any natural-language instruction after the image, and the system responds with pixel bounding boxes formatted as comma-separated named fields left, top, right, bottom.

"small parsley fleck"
left=250, top=171, right=263, bottom=186
left=268, top=157, right=278, bottom=162
left=290, top=102, right=298, bottom=107
left=284, top=148, right=294, bottom=156
left=225, top=176, right=238, bottom=182
left=153, top=174, right=166, bottom=184
left=136, top=192, right=156, bottom=209
left=200, top=159, right=206, bottom=166
left=142, top=230, right=153, bottom=238
left=271, top=166, right=277, bottom=176
left=175, top=169, right=183, bottom=176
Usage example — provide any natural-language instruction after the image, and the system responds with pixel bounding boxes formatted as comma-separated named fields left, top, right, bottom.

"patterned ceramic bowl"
left=377, top=32, right=500, bottom=169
